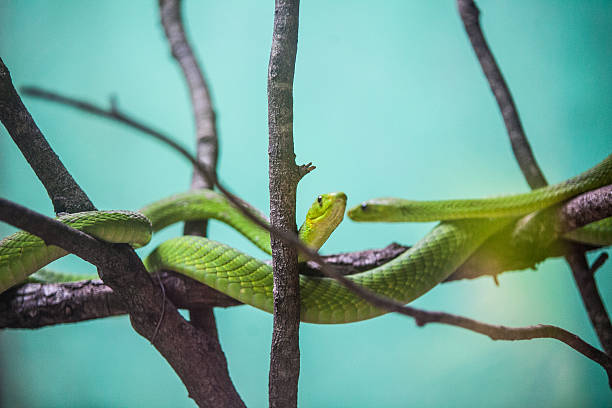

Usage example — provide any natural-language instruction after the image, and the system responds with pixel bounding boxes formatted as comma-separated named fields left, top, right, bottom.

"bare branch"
left=159, top=0, right=218, bottom=189
left=20, top=86, right=612, bottom=382
left=267, top=0, right=302, bottom=405
left=0, top=200, right=244, bottom=407
left=159, top=0, right=219, bottom=237
left=0, top=272, right=238, bottom=329
left=407, top=306, right=612, bottom=386
left=158, top=1, right=240, bottom=402
left=458, top=0, right=611, bottom=357
left=456, top=0, right=547, bottom=189
left=590, top=253, right=609, bottom=276
left=567, top=249, right=612, bottom=354
left=0, top=58, right=95, bottom=214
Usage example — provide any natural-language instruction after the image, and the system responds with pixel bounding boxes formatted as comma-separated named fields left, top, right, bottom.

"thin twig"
left=407, top=306, right=611, bottom=386
left=20, top=87, right=612, bottom=381
left=590, top=253, right=609, bottom=276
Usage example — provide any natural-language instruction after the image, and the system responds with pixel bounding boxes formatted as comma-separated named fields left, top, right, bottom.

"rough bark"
left=267, top=1, right=302, bottom=406
left=0, top=58, right=95, bottom=214
left=0, top=199, right=244, bottom=407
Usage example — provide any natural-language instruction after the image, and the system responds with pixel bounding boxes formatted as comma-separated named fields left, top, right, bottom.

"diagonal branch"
left=0, top=58, right=95, bottom=214
left=159, top=0, right=218, bottom=231
left=567, top=250, right=612, bottom=354
left=456, top=0, right=547, bottom=189
left=0, top=198, right=244, bottom=407
left=6, top=51, right=241, bottom=404
left=457, top=0, right=612, bottom=355
left=20, top=86, right=612, bottom=384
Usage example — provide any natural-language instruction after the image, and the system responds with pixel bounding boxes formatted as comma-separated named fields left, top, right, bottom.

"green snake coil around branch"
left=1, top=155, right=611, bottom=323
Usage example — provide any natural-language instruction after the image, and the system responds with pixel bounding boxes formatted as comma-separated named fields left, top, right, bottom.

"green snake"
left=1, top=155, right=611, bottom=323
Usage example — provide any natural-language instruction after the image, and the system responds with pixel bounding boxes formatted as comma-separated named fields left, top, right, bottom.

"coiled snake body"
left=1, top=155, right=610, bottom=323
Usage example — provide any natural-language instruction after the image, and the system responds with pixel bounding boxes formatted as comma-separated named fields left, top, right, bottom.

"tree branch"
left=407, top=306, right=612, bottom=386
left=0, top=272, right=239, bottom=329
left=5, top=48, right=241, bottom=403
left=457, top=0, right=611, bottom=356
left=0, top=198, right=244, bottom=407
left=158, top=1, right=241, bottom=403
left=567, top=250, right=612, bottom=354
left=0, top=57, right=95, bottom=214
left=19, top=84, right=612, bottom=384
left=159, top=0, right=219, bottom=232
left=2, top=199, right=610, bottom=383
left=456, top=0, right=547, bottom=189
left=267, top=1, right=302, bottom=406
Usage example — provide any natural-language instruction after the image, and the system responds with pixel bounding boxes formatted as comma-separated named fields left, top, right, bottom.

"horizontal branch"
left=406, top=306, right=611, bottom=386
left=3, top=268, right=610, bottom=385
left=0, top=272, right=238, bottom=329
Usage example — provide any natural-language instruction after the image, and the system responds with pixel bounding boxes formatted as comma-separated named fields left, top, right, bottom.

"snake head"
left=299, top=192, right=347, bottom=252
left=347, top=198, right=408, bottom=222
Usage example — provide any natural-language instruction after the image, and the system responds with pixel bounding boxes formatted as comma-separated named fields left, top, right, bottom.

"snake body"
left=1, top=155, right=611, bottom=323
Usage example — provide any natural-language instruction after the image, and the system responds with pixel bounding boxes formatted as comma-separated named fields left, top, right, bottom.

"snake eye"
left=317, top=195, right=322, bottom=205
left=361, top=203, right=368, bottom=210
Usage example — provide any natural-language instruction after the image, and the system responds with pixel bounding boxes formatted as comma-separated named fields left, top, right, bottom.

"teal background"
left=1, top=1, right=611, bottom=406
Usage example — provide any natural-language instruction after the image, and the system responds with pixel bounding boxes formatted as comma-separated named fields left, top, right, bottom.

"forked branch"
left=18, top=86, right=612, bottom=383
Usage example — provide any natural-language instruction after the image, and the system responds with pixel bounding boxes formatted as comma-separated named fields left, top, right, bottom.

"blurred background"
left=1, top=1, right=611, bottom=406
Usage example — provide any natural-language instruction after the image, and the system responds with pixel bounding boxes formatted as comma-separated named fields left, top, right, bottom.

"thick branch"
left=0, top=272, right=239, bottom=329
left=456, top=0, right=547, bottom=189
left=0, top=58, right=95, bottom=214
left=0, top=201, right=243, bottom=407
left=267, top=1, right=302, bottom=406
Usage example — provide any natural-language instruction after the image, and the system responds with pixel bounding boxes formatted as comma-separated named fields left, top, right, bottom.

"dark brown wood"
left=0, top=58, right=95, bottom=214
left=267, top=0, right=302, bottom=406
left=456, top=0, right=547, bottom=189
